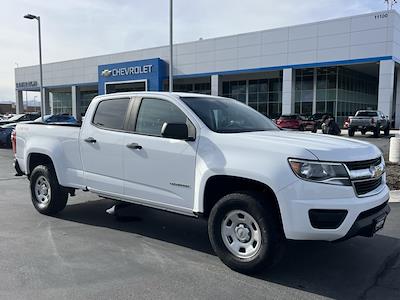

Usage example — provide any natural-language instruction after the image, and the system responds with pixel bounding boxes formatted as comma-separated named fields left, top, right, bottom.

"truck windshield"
left=181, top=96, right=278, bottom=133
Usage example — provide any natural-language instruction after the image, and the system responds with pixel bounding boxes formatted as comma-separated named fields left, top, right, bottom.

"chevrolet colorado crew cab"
left=348, top=110, right=390, bottom=137
left=15, top=92, right=391, bottom=274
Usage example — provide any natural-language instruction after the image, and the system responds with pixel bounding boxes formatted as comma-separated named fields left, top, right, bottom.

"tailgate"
left=349, top=117, right=372, bottom=127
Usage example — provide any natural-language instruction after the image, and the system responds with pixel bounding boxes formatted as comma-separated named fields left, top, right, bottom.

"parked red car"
left=276, top=114, right=317, bottom=132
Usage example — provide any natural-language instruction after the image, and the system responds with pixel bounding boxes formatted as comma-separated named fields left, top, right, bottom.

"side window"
left=93, top=98, right=130, bottom=130
left=135, top=98, right=195, bottom=137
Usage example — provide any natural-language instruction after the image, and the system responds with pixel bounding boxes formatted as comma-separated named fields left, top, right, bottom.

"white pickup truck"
left=15, top=92, right=390, bottom=274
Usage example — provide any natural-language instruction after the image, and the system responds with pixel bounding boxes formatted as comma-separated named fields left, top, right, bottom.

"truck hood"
left=229, top=130, right=381, bottom=162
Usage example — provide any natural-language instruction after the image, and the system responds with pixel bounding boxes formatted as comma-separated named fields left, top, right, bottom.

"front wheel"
left=30, top=165, right=68, bottom=215
left=208, top=192, right=285, bottom=274
left=348, top=127, right=355, bottom=137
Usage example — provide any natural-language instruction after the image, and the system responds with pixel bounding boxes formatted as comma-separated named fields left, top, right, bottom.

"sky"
left=0, top=0, right=392, bottom=102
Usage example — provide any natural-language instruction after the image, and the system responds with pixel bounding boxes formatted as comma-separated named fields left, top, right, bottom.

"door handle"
left=126, top=142, right=142, bottom=150
left=84, top=137, right=97, bottom=143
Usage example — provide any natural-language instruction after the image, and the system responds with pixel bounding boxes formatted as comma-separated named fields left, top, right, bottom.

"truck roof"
left=94, top=91, right=216, bottom=100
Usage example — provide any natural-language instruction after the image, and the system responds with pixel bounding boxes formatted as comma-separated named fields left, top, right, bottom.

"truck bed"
left=16, top=122, right=85, bottom=189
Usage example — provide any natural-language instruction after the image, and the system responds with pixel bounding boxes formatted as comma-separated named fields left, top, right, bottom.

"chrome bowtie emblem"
left=370, top=164, right=384, bottom=178
left=101, top=69, right=112, bottom=77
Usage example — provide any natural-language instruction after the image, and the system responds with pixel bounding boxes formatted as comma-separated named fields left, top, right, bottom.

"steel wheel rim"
left=34, top=176, right=51, bottom=205
left=221, top=210, right=262, bottom=259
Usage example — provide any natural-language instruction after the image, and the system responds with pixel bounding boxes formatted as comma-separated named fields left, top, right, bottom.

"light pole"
left=169, top=0, right=173, bottom=92
left=24, top=13, right=44, bottom=121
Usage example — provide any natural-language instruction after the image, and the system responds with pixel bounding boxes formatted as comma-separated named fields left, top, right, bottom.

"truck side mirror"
left=161, top=123, right=191, bottom=140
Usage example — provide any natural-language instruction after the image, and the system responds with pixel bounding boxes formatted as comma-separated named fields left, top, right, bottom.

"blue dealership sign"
left=98, top=58, right=167, bottom=94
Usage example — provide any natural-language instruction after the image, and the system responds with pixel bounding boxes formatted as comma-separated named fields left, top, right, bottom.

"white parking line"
left=390, top=190, right=400, bottom=202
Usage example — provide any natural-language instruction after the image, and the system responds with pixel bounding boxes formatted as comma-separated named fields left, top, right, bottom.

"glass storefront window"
left=81, top=91, right=98, bottom=116
left=51, top=92, right=72, bottom=115
left=222, top=77, right=282, bottom=118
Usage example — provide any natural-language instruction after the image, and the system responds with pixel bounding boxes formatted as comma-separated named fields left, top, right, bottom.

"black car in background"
left=0, top=113, right=40, bottom=125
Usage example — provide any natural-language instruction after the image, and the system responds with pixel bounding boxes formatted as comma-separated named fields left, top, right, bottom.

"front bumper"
left=276, top=177, right=390, bottom=241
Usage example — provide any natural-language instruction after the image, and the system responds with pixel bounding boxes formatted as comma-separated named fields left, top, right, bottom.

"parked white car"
left=14, top=92, right=390, bottom=273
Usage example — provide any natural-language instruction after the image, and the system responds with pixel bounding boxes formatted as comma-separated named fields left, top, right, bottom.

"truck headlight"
left=288, top=159, right=351, bottom=186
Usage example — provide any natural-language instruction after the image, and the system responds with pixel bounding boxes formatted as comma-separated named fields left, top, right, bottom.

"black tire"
left=384, top=126, right=390, bottom=136
left=30, top=165, right=68, bottom=215
left=299, top=125, right=304, bottom=131
left=311, top=126, right=317, bottom=133
left=361, top=130, right=366, bottom=135
left=208, top=192, right=285, bottom=274
left=6, top=134, right=12, bottom=148
left=373, top=127, right=380, bottom=138
left=348, top=127, right=355, bottom=137
left=14, top=159, right=23, bottom=176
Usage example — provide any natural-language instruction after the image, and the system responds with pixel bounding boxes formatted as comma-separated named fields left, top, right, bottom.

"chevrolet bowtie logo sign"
left=101, top=69, right=112, bottom=77
left=101, top=65, right=153, bottom=77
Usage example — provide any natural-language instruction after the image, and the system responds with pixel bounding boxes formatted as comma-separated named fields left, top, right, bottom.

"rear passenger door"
left=122, top=97, right=198, bottom=214
left=80, top=98, right=131, bottom=196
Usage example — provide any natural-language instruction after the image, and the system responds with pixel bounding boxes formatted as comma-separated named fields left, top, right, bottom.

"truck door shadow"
left=58, top=200, right=400, bottom=299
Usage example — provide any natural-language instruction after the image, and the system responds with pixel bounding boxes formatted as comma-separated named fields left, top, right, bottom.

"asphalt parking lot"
left=0, top=140, right=399, bottom=299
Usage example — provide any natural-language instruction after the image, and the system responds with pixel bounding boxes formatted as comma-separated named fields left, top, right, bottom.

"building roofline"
left=15, top=9, right=399, bottom=71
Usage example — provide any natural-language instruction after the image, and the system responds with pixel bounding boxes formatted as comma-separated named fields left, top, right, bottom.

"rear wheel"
left=208, top=192, right=285, bottom=274
left=299, top=125, right=304, bottom=131
left=30, top=165, right=68, bottom=215
left=348, top=127, right=355, bottom=137
left=361, top=130, right=366, bottom=135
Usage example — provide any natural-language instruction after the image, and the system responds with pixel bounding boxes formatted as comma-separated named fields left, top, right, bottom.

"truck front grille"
left=353, top=177, right=383, bottom=196
left=345, top=157, right=381, bottom=170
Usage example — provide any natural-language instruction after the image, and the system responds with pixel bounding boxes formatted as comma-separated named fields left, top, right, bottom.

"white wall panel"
left=237, top=57, right=261, bottom=69
left=289, top=24, right=318, bottom=40
left=215, top=48, right=237, bottom=61
left=195, top=62, right=216, bottom=73
left=196, top=51, right=215, bottom=63
left=215, top=36, right=237, bottom=50
left=216, top=59, right=238, bottom=71
left=351, top=28, right=388, bottom=45
left=318, top=19, right=351, bottom=35
left=350, top=42, right=388, bottom=59
left=261, top=41, right=288, bottom=55
left=288, top=50, right=317, bottom=64
left=318, top=33, right=350, bottom=49
left=195, top=39, right=215, bottom=53
left=351, top=14, right=388, bottom=31
left=237, top=45, right=261, bottom=58
left=237, top=32, right=261, bottom=47
left=317, top=47, right=350, bottom=62
left=261, top=28, right=289, bottom=43
left=261, top=54, right=287, bottom=67
left=288, top=38, right=317, bottom=52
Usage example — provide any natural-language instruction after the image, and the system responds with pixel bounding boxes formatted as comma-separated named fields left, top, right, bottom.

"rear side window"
left=135, top=98, right=194, bottom=137
left=93, top=98, right=130, bottom=130
left=356, top=111, right=378, bottom=117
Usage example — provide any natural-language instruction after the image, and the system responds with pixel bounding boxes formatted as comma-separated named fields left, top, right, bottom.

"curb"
left=390, top=190, right=400, bottom=203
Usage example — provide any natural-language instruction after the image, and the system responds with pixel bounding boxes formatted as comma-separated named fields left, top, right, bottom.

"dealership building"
left=14, top=10, right=400, bottom=127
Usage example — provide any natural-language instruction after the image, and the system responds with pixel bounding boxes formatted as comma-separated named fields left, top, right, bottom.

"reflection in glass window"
left=93, top=98, right=130, bottom=130
left=135, top=98, right=193, bottom=137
